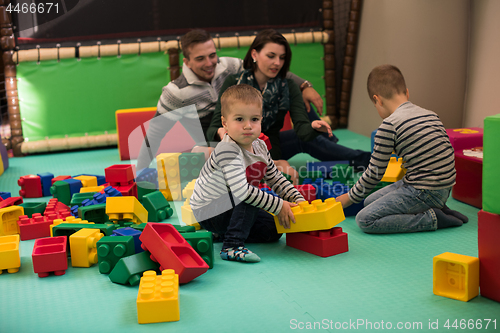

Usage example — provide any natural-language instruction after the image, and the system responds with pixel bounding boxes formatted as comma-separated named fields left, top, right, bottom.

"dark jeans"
left=193, top=198, right=281, bottom=249
left=279, top=107, right=371, bottom=169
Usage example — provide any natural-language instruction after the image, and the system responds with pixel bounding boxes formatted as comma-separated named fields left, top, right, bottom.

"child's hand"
left=277, top=201, right=298, bottom=229
left=337, top=193, right=353, bottom=209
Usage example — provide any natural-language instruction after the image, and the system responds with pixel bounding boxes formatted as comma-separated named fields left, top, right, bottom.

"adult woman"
left=206, top=29, right=371, bottom=180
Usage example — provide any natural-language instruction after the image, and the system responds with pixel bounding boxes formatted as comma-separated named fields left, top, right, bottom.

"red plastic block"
left=286, top=227, right=348, bottom=258
left=477, top=210, right=500, bottom=303
left=452, top=153, right=482, bottom=209
left=140, top=223, right=208, bottom=283
left=446, top=127, right=483, bottom=152
left=258, top=133, right=272, bottom=151
left=18, top=175, right=43, bottom=198
left=112, top=182, right=138, bottom=199
left=32, top=236, right=68, bottom=278
left=105, top=164, right=136, bottom=186
left=44, top=198, right=71, bottom=220
left=17, top=213, right=52, bottom=241
left=51, top=175, right=71, bottom=185
left=295, top=184, right=316, bottom=203
left=0, top=196, right=23, bottom=209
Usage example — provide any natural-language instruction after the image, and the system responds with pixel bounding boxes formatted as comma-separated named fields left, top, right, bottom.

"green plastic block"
left=70, top=192, right=97, bottom=207
left=483, top=114, right=500, bottom=214
left=298, top=170, right=324, bottom=185
left=330, top=164, right=353, bottom=183
left=182, top=231, right=214, bottom=269
left=52, top=223, right=116, bottom=252
left=19, top=202, right=47, bottom=218
left=173, top=225, right=196, bottom=233
left=96, top=236, right=135, bottom=274
left=179, top=152, right=205, bottom=183
left=50, top=181, right=71, bottom=206
left=131, top=223, right=148, bottom=231
left=137, top=181, right=157, bottom=203
left=78, top=203, right=109, bottom=224
left=109, top=251, right=159, bottom=286
left=142, top=191, right=174, bottom=222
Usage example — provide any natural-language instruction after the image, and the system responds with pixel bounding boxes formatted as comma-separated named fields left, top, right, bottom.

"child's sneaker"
left=220, top=246, right=261, bottom=263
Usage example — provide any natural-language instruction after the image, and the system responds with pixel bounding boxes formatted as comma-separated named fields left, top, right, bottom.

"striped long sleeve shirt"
left=348, top=102, right=456, bottom=204
left=190, top=134, right=305, bottom=218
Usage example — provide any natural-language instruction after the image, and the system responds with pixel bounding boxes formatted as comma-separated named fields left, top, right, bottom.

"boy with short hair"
left=337, top=64, right=468, bottom=233
left=190, top=84, right=305, bottom=262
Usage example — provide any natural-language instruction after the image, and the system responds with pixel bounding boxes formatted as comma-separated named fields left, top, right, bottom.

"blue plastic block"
left=70, top=205, right=79, bottom=217
left=136, top=168, right=158, bottom=187
left=37, top=172, right=54, bottom=197
left=112, top=227, right=143, bottom=253
left=0, top=192, right=11, bottom=200
left=103, top=186, right=122, bottom=197
left=306, top=161, right=349, bottom=179
left=62, top=178, right=82, bottom=196
left=260, top=187, right=279, bottom=197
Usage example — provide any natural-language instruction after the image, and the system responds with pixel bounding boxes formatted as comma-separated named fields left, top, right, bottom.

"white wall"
left=348, top=0, right=469, bottom=137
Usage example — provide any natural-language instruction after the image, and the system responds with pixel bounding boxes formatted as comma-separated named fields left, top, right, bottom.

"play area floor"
left=0, top=130, right=498, bottom=332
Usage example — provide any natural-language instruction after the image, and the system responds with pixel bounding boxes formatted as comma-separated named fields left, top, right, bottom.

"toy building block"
left=381, top=157, right=405, bottom=182
left=136, top=168, right=159, bottom=185
left=73, top=173, right=106, bottom=186
left=274, top=198, right=345, bottom=234
left=51, top=175, right=71, bottom=184
left=73, top=175, right=98, bottom=188
left=157, top=153, right=182, bottom=201
left=106, top=196, right=148, bottom=224
left=142, top=191, right=173, bottom=222
left=0, top=234, right=20, bottom=274
left=181, top=199, right=201, bottom=230
left=258, top=132, right=272, bottom=150
left=70, top=228, right=104, bottom=267
left=17, top=213, right=52, bottom=241
left=105, top=164, right=136, bottom=186
left=19, top=202, right=47, bottom=218
left=0, top=192, right=11, bottom=200
left=483, top=115, right=500, bottom=214
left=182, top=179, right=197, bottom=200
left=111, top=182, right=138, bottom=199
left=52, top=223, right=115, bottom=252
left=96, top=236, right=135, bottom=274
left=330, top=164, right=353, bottom=183
left=452, top=152, right=482, bottom=208
left=109, top=250, right=160, bottom=286
left=140, top=223, right=209, bottom=283
left=18, top=175, right=43, bottom=198
left=44, top=198, right=71, bottom=221
left=182, top=231, right=214, bottom=268
left=261, top=187, right=279, bottom=197
left=78, top=203, right=109, bottom=224
left=70, top=192, right=96, bottom=207
left=286, top=227, right=348, bottom=258
left=0, top=196, right=23, bottom=209
left=50, top=181, right=72, bottom=206
left=112, top=227, right=143, bottom=253
left=433, top=252, right=479, bottom=302
left=137, top=181, right=157, bottom=203
left=477, top=210, right=500, bottom=303
left=179, top=152, right=205, bottom=183
left=80, top=186, right=105, bottom=193
left=445, top=127, right=483, bottom=152
left=137, top=270, right=180, bottom=324
left=0, top=205, right=24, bottom=236
left=32, top=236, right=68, bottom=277
left=37, top=172, right=54, bottom=197
left=173, top=225, right=196, bottom=233
left=298, top=170, right=324, bottom=185
left=306, top=161, right=349, bottom=179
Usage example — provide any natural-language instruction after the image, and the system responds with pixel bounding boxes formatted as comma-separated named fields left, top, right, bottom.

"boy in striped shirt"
left=190, top=84, right=305, bottom=262
left=337, top=65, right=468, bottom=233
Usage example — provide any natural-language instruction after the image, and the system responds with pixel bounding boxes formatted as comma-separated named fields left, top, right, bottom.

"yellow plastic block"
left=80, top=185, right=105, bottom=193
left=70, top=228, right=104, bottom=267
left=157, top=153, right=182, bottom=201
left=381, top=157, right=406, bottom=182
left=0, top=234, right=20, bottom=274
left=273, top=198, right=345, bottom=234
left=181, top=199, right=201, bottom=230
left=137, top=270, right=180, bottom=324
left=73, top=175, right=98, bottom=188
left=50, top=217, right=94, bottom=236
left=433, top=252, right=479, bottom=302
left=106, top=196, right=148, bottom=224
left=0, top=206, right=24, bottom=236
left=182, top=179, right=197, bottom=199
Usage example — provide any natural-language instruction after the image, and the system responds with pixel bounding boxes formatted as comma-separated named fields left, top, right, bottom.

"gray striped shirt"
left=349, top=102, right=456, bottom=204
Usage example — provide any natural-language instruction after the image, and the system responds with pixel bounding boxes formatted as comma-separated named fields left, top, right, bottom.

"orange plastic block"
left=157, top=153, right=182, bottom=201
left=73, top=175, right=98, bottom=188
left=273, top=198, right=345, bottom=234
left=137, top=270, right=180, bottom=324
left=433, top=252, right=479, bottom=302
left=181, top=199, right=201, bottom=230
left=80, top=185, right=105, bottom=193
left=70, top=228, right=104, bottom=267
left=0, top=234, right=20, bottom=274
left=0, top=205, right=24, bottom=236
left=381, top=157, right=406, bottom=182
left=106, top=196, right=148, bottom=224
left=182, top=179, right=196, bottom=200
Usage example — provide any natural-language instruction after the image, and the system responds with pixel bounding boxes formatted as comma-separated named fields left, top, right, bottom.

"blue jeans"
left=355, top=179, right=452, bottom=234
left=193, top=198, right=281, bottom=249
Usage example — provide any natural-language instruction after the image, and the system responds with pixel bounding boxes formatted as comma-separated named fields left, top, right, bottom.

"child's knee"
left=355, top=211, right=375, bottom=233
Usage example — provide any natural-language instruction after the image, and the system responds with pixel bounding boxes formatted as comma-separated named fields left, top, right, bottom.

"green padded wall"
left=483, top=114, right=500, bottom=214
left=16, top=52, right=170, bottom=142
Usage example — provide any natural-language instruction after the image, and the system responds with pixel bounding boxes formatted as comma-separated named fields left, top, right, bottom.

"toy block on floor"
left=112, top=227, right=143, bottom=253
left=306, top=161, right=349, bottom=179
left=294, top=184, right=316, bottom=203
left=0, top=206, right=24, bottom=236
left=109, top=250, right=160, bottom=286
left=446, top=127, right=483, bottom=152
left=78, top=204, right=109, bottom=224
left=381, top=157, right=405, bottom=182
left=17, top=213, right=52, bottom=240
left=70, top=228, right=104, bottom=267
left=0, top=196, right=23, bottom=209
left=18, top=175, right=43, bottom=198
left=52, top=223, right=115, bottom=251
left=137, top=181, right=157, bottom=203
left=433, top=252, right=479, bottom=302
left=483, top=115, right=500, bottom=215
left=173, top=225, right=196, bottom=233
left=50, top=181, right=72, bottom=206
left=182, top=231, right=214, bottom=268
left=298, top=170, right=324, bottom=185
left=286, top=227, right=348, bottom=258
left=0, top=192, right=11, bottom=200
left=181, top=199, right=201, bottom=230
left=137, top=168, right=159, bottom=185
left=32, top=236, right=68, bottom=277
left=73, top=175, right=98, bottom=188
left=179, top=152, right=205, bottom=184
left=80, top=186, right=105, bottom=193
left=19, top=202, right=47, bottom=218
left=182, top=179, right=196, bottom=200
left=73, top=173, right=106, bottom=186
left=111, top=182, right=138, bottom=199
left=137, top=270, right=180, bottom=324
left=97, top=236, right=135, bottom=274
left=44, top=198, right=71, bottom=220
left=452, top=152, right=482, bottom=208
left=70, top=192, right=96, bottom=207
left=51, top=175, right=71, bottom=184
left=157, top=153, right=182, bottom=201
left=0, top=234, right=20, bottom=274
left=106, top=196, right=148, bottom=224
left=105, top=164, right=136, bottom=186
left=142, top=191, right=173, bottom=222
left=140, top=223, right=209, bottom=283
left=37, top=172, right=54, bottom=197
left=477, top=210, right=500, bottom=303
left=274, top=198, right=345, bottom=234
left=330, top=164, right=353, bottom=183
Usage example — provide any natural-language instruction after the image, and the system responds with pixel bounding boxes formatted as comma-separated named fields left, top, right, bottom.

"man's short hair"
left=367, top=64, right=407, bottom=102
left=181, top=29, right=213, bottom=59
left=221, top=84, right=263, bottom=118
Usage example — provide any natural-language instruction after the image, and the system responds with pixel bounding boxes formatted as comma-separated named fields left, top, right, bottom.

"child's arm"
left=264, top=154, right=305, bottom=203
left=336, top=193, right=352, bottom=209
